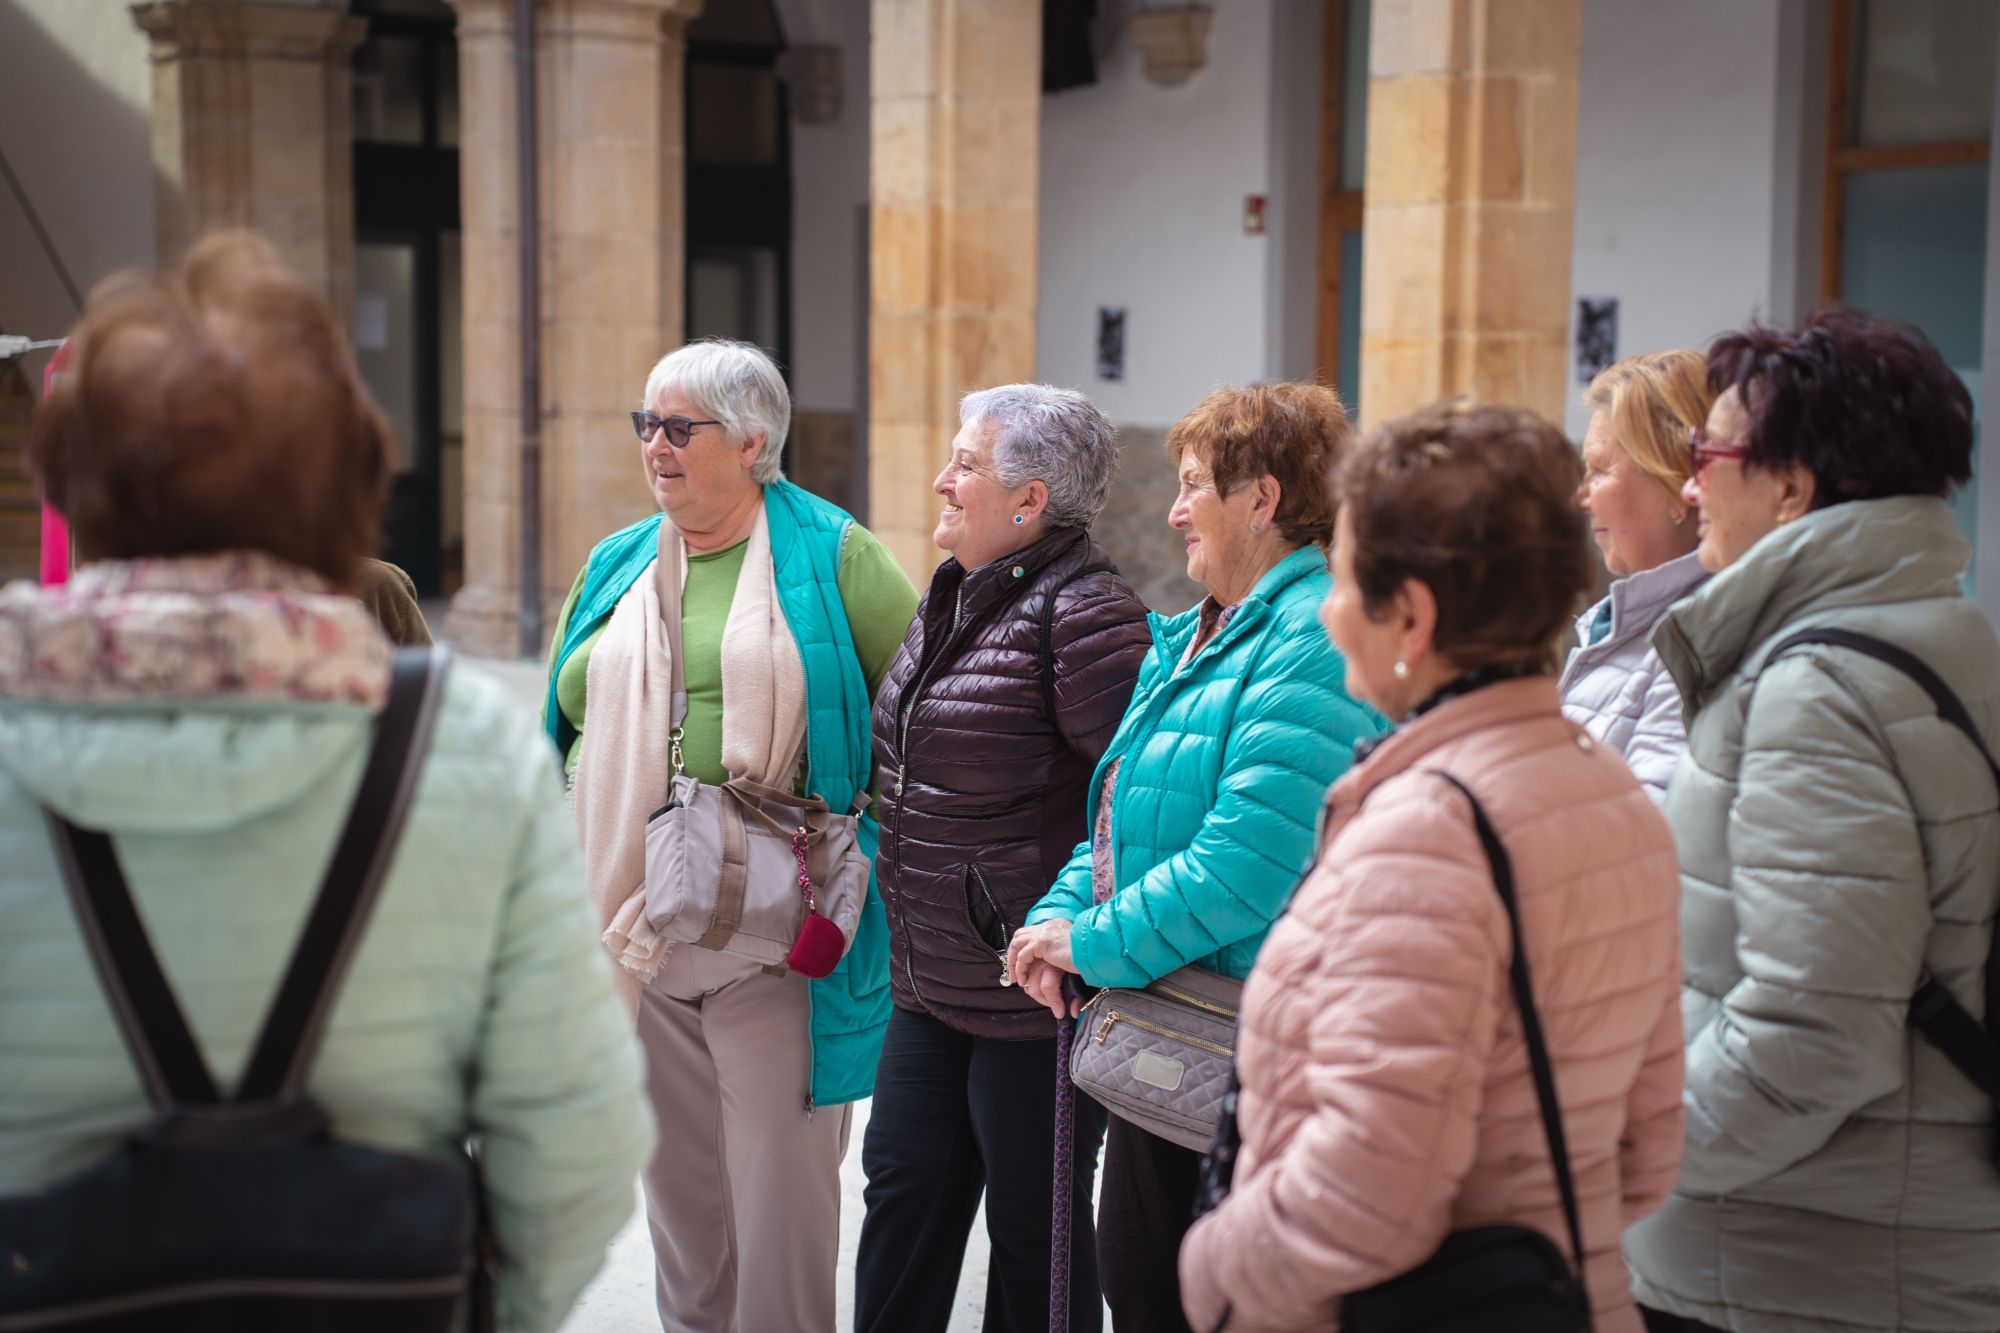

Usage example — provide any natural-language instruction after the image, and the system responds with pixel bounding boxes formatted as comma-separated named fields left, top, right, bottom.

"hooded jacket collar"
left=1652, top=496, right=1969, bottom=709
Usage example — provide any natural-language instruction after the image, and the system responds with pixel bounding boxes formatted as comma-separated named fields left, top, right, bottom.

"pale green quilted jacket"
left=1625, top=497, right=2000, bottom=1332
left=0, top=656, right=652, bottom=1331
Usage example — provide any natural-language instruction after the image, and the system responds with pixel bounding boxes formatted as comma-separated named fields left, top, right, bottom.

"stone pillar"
left=867, top=0, right=1043, bottom=581
left=1358, top=0, right=1582, bottom=428
left=444, top=0, right=702, bottom=657
left=130, top=0, right=367, bottom=317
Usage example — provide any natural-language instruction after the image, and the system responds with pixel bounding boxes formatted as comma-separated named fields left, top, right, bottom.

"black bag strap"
left=1760, top=627, right=2000, bottom=1103
left=1038, top=560, right=1114, bottom=723
left=1431, top=772, right=1590, bottom=1291
left=47, top=647, right=449, bottom=1108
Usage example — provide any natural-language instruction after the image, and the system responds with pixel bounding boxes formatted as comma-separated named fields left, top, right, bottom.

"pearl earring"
left=1670, top=510, right=1685, bottom=526
left=1013, top=514, right=1025, bottom=525
left=1393, top=660, right=1410, bottom=680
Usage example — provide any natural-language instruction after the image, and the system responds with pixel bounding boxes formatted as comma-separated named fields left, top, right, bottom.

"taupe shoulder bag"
left=641, top=523, right=868, bottom=977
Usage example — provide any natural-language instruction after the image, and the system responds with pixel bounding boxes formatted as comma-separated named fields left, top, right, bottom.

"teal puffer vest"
left=547, top=481, right=889, bottom=1107
left=1026, top=546, right=1386, bottom=985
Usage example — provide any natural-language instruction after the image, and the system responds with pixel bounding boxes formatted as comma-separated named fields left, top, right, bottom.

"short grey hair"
left=958, top=384, right=1118, bottom=530
left=642, top=339, right=791, bottom=483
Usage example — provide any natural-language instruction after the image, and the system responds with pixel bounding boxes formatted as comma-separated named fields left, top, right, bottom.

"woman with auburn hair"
left=1007, top=381, right=1384, bottom=1333
left=1624, top=307, right=2000, bottom=1333
left=0, top=231, right=651, bottom=1329
left=1560, top=349, right=1714, bottom=802
left=1180, top=399, right=1684, bottom=1333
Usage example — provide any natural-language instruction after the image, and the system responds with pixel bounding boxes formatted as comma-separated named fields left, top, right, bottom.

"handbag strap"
left=1758, top=627, right=2000, bottom=1106
left=46, top=648, right=447, bottom=1107
left=1431, top=772, right=1589, bottom=1288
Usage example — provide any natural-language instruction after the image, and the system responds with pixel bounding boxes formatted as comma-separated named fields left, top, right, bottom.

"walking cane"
left=1051, top=976, right=1078, bottom=1333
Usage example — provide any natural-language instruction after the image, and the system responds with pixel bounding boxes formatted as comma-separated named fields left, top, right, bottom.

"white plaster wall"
left=0, top=0, right=156, bottom=391
left=775, top=0, right=870, bottom=415
left=1036, top=0, right=1290, bottom=429
left=1565, top=0, right=1815, bottom=439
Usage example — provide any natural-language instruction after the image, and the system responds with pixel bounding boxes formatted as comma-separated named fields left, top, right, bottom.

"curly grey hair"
left=642, top=339, right=791, bottom=483
left=957, top=383, right=1118, bottom=530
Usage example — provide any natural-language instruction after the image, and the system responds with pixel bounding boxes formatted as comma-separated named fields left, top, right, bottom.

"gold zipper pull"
left=1094, top=1013, right=1118, bottom=1044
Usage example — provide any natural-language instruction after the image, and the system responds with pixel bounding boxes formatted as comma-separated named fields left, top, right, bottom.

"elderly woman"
left=1006, top=381, right=1385, bottom=1333
left=855, top=385, right=1151, bottom=1333
left=1559, top=349, right=1713, bottom=801
left=0, top=231, right=650, bottom=1328
left=1179, top=400, right=1684, bottom=1333
left=1624, top=309, right=2000, bottom=1333
left=542, top=339, right=916, bottom=1332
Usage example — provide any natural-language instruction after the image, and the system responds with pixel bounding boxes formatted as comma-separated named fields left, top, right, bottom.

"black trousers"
left=1641, top=1309, right=1730, bottom=1333
left=1096, top=1114, right=1203, bottom=1333
left=856, top=1005, right=1108, bottom=1333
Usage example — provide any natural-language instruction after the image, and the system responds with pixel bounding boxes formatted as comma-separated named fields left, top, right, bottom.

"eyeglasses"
left=631, top=411, right=721, bottom=448
left=1687, top=426, right=1750, bottom=479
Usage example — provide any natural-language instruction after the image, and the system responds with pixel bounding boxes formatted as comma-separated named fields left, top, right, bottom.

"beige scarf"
left=572, top=505, right=808, bottom=1010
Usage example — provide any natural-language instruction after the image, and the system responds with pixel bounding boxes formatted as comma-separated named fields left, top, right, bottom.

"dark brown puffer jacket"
left=872, top=527, right=1151, bottom=1040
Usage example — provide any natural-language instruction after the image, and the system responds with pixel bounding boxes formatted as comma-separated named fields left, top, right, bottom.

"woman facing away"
left=856, top=383, right=1151, bottom=1333
left=542, top=338, right=917, bottom=1333
left=1625, top=307, right=2000, bottom=1333
left=0, top=230, right=651, bottom=1332
left=1007, top=382, right=1386, bottom=1333
left=1560, top=349, right=1714, bottom=802
left=1179, top=399, right=1684, bottom=1333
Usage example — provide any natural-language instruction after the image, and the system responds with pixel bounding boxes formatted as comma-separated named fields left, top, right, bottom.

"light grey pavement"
left=455, top=657, right=1009, bottom=1332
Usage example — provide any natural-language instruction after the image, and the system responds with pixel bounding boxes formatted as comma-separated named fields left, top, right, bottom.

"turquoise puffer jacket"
left=1026, top=546, right=1386, bottom=984
left=0, top=660, right=652, bottom=1333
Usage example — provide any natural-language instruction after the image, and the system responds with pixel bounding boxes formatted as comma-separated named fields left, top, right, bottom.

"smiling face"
left=932, top=418, right=1041, bottom=569
left=1168, top=446, right=1278, bottom=605
left=1576, top=409, right=1695, bottom=577
left=1681, top=386, right=1803, bottom=571
left=640, top=385, right=762, bottom=534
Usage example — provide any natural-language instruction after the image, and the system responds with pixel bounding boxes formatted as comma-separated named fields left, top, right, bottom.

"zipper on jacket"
left=886, top=584, right=964, bottom=1010
left=803, top=979, right=816, bottom=1118
left=1090, top=1008, right=1233, bottom=1059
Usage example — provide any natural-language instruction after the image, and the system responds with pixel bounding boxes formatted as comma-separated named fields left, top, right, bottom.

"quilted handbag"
left=1068, top=965, right=1242, bottom=1152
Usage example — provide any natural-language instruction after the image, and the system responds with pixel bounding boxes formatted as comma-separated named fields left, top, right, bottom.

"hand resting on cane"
left=1007, top=922, right=1084, bottom=1019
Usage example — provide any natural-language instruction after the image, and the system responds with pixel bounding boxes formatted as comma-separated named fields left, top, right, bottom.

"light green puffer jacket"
left=1625, top=496, right=2000, bottom=1332
left=0, top=653, right=652, bottom=1332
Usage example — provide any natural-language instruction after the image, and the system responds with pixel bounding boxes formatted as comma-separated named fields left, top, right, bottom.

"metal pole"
left=514, top=0, right=544, bottom=657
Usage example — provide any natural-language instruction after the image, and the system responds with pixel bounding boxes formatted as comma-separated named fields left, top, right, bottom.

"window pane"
left=689, top=248, right=779, bottom=350
left=1854, top=0, right=1997, bottom=147
left=354, top=242, right=420, bottom=474
left=1339, top=227, right=1363, bottom=418
left=689, top=65, right=781, bottom=166
left=437, top=41, right=459, bottom=148
left=1339, top=0, right=1370, bottom=192
left=352, top=36, right=426, bottom=146
left=1841, top=164, right=1986, bottom=553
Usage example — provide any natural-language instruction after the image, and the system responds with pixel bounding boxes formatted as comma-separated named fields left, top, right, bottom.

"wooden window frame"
left=1317, top=0, right=1364, bottom=386
left=1820, top=0, right=1993, bottom=303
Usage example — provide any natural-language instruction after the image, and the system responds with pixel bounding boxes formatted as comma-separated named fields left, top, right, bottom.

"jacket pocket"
left=961, top=864, right=1012, bottom=955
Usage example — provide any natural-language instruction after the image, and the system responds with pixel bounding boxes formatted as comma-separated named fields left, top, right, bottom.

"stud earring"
left=1251, top=521, right=1265, bottom=536
left=1013, top=514, right=1025, bottom=525
left=1670, top=510, right=1686, bottom=526
left=1393, top=660, right=1409, bottom=680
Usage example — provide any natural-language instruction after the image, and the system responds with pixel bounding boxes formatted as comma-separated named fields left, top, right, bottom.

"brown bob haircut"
left=1336, top=399, right=1591, bottom=675
left=1164, top=381, right=1351, bottom=548
left=28, top=229, right=392, bottom=589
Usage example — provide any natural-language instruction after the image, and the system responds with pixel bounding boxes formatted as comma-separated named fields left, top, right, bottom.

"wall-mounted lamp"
left=1128, top=4, right=1213, bottom=88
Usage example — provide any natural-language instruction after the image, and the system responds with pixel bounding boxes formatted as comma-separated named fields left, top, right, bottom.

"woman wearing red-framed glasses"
left=1626, top=307, right=2000, bottom=1333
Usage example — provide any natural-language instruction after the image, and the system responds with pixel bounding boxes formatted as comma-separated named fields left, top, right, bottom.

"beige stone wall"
left=1093, top=425, right=1202, bottom=615
left=131, top=0, right=367, bottom=319
left=1358, top=0, right=1582, bottom=429
left=867, top=0, right=1043, bottom=584
left=445, top=0, right=702, bottom=656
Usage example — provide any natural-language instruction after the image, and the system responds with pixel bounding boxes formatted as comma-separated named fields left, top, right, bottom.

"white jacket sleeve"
left=1623, top=651, right=1690, bottom=806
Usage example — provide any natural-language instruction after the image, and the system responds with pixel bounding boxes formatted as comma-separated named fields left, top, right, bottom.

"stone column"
left=444, top=0, right=702, bottom=657
left=131, top=0, right=368, bottom=316
left=867, top=0, right=1043, bottom=581
left=1358, top=0, right=1582, bottom=428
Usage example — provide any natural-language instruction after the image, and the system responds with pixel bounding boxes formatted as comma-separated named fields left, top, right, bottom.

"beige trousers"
left=637, top=943, right=852, bottom=1333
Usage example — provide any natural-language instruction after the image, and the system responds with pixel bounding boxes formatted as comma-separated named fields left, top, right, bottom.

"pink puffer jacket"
left=1180, top=678, right=1684, bottom=1333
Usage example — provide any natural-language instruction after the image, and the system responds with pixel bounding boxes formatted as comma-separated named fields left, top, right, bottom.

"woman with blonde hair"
left=1559, top=349, right=1715, bottom=801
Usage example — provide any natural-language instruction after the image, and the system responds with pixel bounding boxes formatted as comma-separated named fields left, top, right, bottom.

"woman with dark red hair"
left=1626, top=307, right=2000, bottom=1333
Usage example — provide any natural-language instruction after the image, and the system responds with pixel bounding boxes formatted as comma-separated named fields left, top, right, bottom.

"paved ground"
left=455, top=657, right=1010, bottom=1332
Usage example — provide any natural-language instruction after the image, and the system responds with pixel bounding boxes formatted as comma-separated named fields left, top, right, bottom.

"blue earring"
left=1013, top=514, right=1025, bottom=525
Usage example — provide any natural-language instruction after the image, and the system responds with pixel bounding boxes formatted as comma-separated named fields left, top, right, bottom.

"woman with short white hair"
left=543, top=338, right=917, bottom=1332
